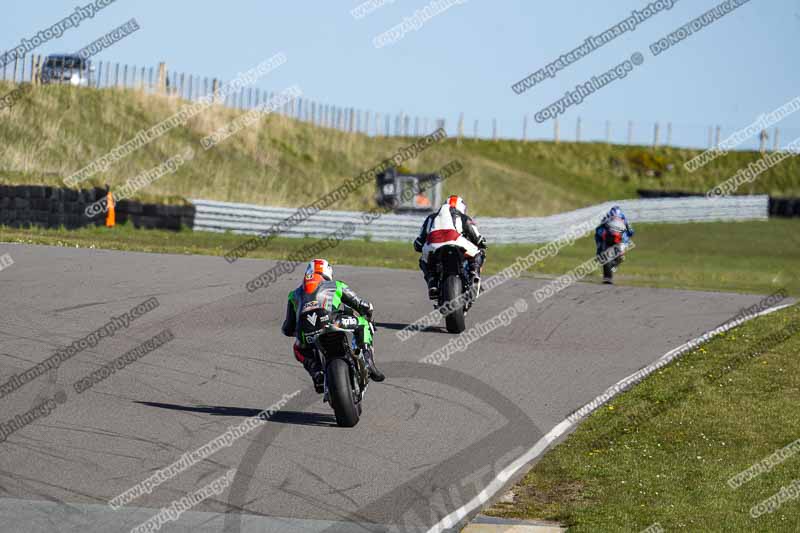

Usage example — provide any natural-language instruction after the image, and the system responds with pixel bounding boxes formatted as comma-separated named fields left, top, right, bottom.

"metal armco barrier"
left=190, top=195, right=769, bottom=244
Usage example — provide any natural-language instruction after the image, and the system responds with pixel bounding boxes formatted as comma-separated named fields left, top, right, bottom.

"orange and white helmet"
left=305, top=258, right=333, bottom=281
left=447, top=195, right=467, bottom=214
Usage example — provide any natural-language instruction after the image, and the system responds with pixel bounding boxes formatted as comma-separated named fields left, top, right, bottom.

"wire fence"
left=3, top=54, right=798, bottom=151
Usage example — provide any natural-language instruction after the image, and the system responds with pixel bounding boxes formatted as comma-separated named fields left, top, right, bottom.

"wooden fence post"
left=653, top=122, right=660, bottom=148
left=554, top=118, right=560, bottom=144
left=773, top=128, right=780, bottom=151
left=627, top=121, right=633, bottom=145
left=759, top=129, right=767, bottom=154
left=30, top=55, right=38, bottom=85
left=211, top=79, right=219, bottom=104
left=458, top=113, right=464, bottom=145
left=576, top=117, right=581, bottom=142
left=157, top=62, right=166, bottom=94
left=522, top=115, right=528, bottom=142
left=714, top=125, right=721, bottom=147
left=666, top=122, right=672, bottom=146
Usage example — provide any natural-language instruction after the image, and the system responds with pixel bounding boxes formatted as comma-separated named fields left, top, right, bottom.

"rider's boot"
left=362, top=346, right=385, bottom=382
left=427, top=277, right=439, bottom=300
left=420, top=258, right=438, bottom=299
left=302, top=358, right=325, bottom=393
left=468, top=256, right=483, bottom=296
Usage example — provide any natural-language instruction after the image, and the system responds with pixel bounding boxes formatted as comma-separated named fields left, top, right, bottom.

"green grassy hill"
left=1, top=81, right=798, bottom=217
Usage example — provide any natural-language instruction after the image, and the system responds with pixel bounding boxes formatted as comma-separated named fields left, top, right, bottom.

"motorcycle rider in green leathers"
left=282, top=259, right=385, bottom=392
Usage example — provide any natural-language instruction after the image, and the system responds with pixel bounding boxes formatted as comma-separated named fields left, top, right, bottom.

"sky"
left=3, top=0, right=799, bottom=149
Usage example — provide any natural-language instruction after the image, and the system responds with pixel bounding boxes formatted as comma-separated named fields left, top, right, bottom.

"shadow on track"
left=135, top=401, right=336, bottom=427
left=374, top=321, right=446, bottom=334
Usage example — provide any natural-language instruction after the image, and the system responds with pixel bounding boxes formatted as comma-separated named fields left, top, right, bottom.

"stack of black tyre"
left=768, top=197, right=800, bottom=218
left=0, top=185, right=195, bottom=230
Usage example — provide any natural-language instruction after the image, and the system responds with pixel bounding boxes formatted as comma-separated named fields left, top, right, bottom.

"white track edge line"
left=427, top=302, right=794, bottom=533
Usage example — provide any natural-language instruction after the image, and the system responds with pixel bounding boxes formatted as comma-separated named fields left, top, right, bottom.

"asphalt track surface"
left=0, top=244, right=783, bottom=532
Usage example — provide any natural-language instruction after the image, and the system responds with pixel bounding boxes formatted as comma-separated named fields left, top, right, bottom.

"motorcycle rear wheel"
left=443, top=275, right=466, bottom=333
left=327, top=358, right=360, bottom=427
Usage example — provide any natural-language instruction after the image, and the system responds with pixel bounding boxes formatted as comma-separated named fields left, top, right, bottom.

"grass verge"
left=2, top=81, right=800, bottom=216
left=0, top=219, right=797, bottom=296
left=486, top=304, right=800, bottom=532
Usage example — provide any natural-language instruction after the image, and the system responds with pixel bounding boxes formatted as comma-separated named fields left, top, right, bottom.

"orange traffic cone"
left=105, top=190, right=115, bottom=228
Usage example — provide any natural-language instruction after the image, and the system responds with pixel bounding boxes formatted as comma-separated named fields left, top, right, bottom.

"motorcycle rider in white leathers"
left=413, top=195, right=487, bottom=298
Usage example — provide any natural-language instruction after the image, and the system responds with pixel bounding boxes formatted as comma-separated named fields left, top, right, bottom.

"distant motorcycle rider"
left=281, top=259, right=384, bottom=393
left=594, top=205, right=634, bottom=256
left=414, top=195, right=487, bottom=298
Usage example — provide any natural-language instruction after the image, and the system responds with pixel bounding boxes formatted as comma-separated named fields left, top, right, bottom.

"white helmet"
left=447, top=195, right=467, bottom=214
left=305, top=258, right=333, bottom=281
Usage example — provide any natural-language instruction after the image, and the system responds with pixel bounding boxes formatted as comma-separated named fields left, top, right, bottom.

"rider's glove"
left=363, top=302, right=374, bottom=321
left=413, top=237, right=424, bottom=253
left=477, top=236, right=488, bottom=250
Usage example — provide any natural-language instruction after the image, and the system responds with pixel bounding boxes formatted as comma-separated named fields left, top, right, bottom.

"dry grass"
left=2, top=81, right=799, bottom=217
